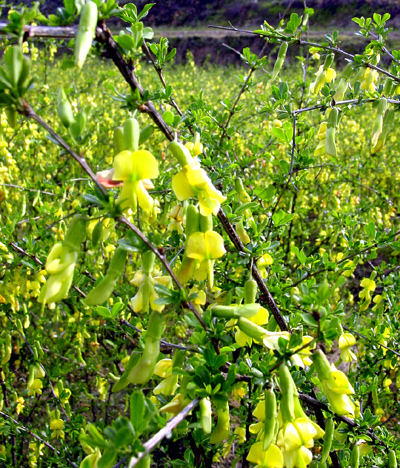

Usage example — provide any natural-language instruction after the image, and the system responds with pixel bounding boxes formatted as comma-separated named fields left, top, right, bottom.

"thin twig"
left=289, top=113, right=299, bottom=192
left=142, top=40, right=186, bottom=121
left=208, top=24, right=400, bottom=84
left=128, top=398, right=199, bottom=467
left=219, top=40, right=269, bottom=146
left=0, top=183, right=55, bottom=196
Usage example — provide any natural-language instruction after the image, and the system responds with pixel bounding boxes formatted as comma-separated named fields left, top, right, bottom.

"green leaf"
left=272, top=210, right=295, bottom=227
left=137, top=3, right=155, bottom=21
left=291, top=246, right=307, bottom=265
left=115, top=33, right=136, bottom=51
left=365, top=221, right=376, bottom=239
left=114, top=426, right=134, bottom=449
left=98, top=449, right=117, bottom=468
left=143, top=27, right=154, bottom=40
left=94, top=306, right=112, bottom=319
left=64, top=0, right=76, bottom=16
left=272, top=127, right=287, bottom=142
left=130, top=390, right=146, bottom=431
left=235, top=202, right=258, bottom=214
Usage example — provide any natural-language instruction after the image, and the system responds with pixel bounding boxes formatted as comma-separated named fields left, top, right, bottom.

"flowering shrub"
left=1, top=3, right=400, bottom=468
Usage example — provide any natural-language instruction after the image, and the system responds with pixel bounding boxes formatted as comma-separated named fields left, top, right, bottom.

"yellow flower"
left=359, top=278, right=376, bottom=311
left=247, top=442, right=284, bottom=468
left=235, top=426, right=246, bottom=443
left=277, top=419, right=323, bottom=468
left=113, top=150, right=159, bottom=211
left=172, top=161, right=226, bottom=216
left=338, top=333, right=357, bottom=362
left=27, top=378, right=43, bottom=397
left=189, top=286, right=207, bottom=314
left=167, top=205, right=184, bottom=233
left=153, top=358, right=179, bottom=396
left=312, top=350, right=355, bottom=417
left=291, top=336, right=316, bottom=368
left=16, top=397, right=25, bottom=415
left=50, top=419, right=64, bottom=439
left=130, top=268, right=171, bottom=313
left=310, top=66, right=336, bottom=94
left=186, top=231, right=226, bottom=288
left=232, top=382, right=248, bottom=400
left=154, top=358, right=172, bottom=378
left=256, top=253, right=273, bottom=279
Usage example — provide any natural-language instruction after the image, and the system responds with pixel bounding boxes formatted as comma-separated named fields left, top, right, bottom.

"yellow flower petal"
left=135, top=180, right=154, bottom=212
left=325, top=67, right=336, bottom=82
left=154, top=359, right=172, bottom=378
left=186, top=232, right=206, bottom=260
left=132, top=150, right=159, bottom=180
left=253, top=400, right=265, bottom=421
left=172, top=171, right=195, bottom=200
left=235, top=329, right=252, bottom=347
left=204, top=231, right=226, bottom=259
left=113, top=151, right=134, bottom=181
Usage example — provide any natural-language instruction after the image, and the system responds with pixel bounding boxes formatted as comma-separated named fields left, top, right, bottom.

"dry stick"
left=127, top=398, right=199, bottom=468
left=369, top=31, right=400, bottom=66
left=95, top=22, right=174, bottom=141
left=293, top=97, right=400, bottom=115
left=120, top=319, right=199, bottom=353
left=216, top=209, right=288, bottom=331
left=289, top=113, right=299, bottom=192
left=343, top=325, right=400, bottom=358
left=0, top=411, right=78, bottom=468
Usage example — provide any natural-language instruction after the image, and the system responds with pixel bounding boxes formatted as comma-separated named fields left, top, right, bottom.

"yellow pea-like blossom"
left=172, top=164, right=226, bottom=216
left=50, top=419, right=64, bottom=439
left=186, top=230, right=226, bottom=288
left=290, top=336, right=316, bottom=368
left=256, top=253, right=274, bottom=279
left=338, top=333, right=357, bottom=362
left=312, top=349, right=355, bottom=417
left=310, top=62, right=336, bottom=95
left=113, top=149, right=159, bottom=212
left=247, top=442, right=284, bottom=468
left=359, top=277, right=376, bottom=311
left=169, top=140, right=226, bottom=216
